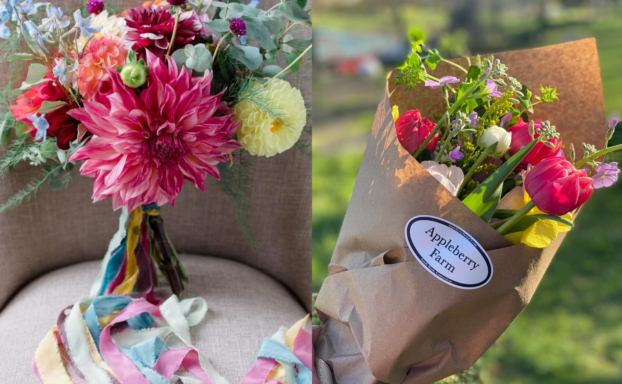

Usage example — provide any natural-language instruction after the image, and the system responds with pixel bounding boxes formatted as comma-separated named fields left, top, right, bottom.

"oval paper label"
left=405, top=215, right=493, bottom=289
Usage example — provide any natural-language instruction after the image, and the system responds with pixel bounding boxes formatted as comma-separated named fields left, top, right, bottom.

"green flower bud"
left=120, top=60, right=147, bottom=88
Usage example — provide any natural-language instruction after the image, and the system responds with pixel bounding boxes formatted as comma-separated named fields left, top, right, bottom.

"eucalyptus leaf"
left=296, top=0, right=307, bottom=7
left=38, top=100, right=67, bottom=114
left=230, top=44, right=262, bottom=70
left=25, top=63, right=49, bottom=85
left=286, top=51, right=301, bottom=73
left=260, top=11, right=284, bottom=34
left=285, top=38, right=311, bottom=51
left=205, top=19, right=230, bottom=34
left=262, top=64, right=282, bottom=77
left=242, top=16, right=277, bottom=50
left=463, top=139, right=539, bottom=223
left=8, top=53, right=36, bottom=61
left=225, top=3, right=245, bottom=19
left=211, top=1, right=227, bottom=7
left=190, top=45, right=213, bottom=72
left=279, top=0, right=310, bottom=23
left=242, top=6, right=260, bottom=17
left=171, top=49, right=188, bottom=66
left=280, top=34, right=294, bottom=53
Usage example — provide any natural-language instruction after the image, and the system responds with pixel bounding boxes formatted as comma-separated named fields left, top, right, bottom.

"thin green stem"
left=574, top=143, right=622, bottom=168
left=497, top=200, right=536, bottom=235
left=212, top=31, right=231, bottom=64
left=441, top=58, right=468, bottom=74
left=426, top=74, right=440, bottom=82
left=273, top=44, right=312, bottom=79
left=457, top=148, right=491, bottom=196
left=166, top=7, right=181, bottom=57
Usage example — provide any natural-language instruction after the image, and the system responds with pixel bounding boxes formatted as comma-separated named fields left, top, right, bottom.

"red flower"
left=395, top=110, right=438, bottom=155
left=10, top=74, right=79, bottom=149
left=507, top=119, right=563, bottom=168
left=123, top=5, right=202, bottom=59
left=524, top=156, right=594, bottom=216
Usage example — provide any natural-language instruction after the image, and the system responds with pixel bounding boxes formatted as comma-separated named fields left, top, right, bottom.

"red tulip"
left=508, top=119, right=562, bottom=168
left=395, top=110, right=438, bottom=155
left=524, top=157, right=594, bottom=216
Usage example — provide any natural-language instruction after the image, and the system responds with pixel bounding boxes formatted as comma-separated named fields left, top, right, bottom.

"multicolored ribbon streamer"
left=241, top=315, right=312, bottom=384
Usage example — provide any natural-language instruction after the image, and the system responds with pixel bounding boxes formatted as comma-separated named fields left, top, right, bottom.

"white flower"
left=421, top=161, right=465, bottom=196
left=478, top=125, right=512, bottom=154
left=76, top=10, right=125, bottom=50
left=234, top=78, right=307, bottom=157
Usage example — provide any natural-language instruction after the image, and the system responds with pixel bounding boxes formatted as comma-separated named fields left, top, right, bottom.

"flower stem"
left=166, top=7, right=181, bottom=58
left=497, top=200, right=536, bottom=235
left=212, top=31, right=231, bottom=64
left=434, top=115, right=453, bottom=161
left=441, top=58, right=468, bottom=74
left=574, top=143, right=622, bottom=168
left=456, top=148, right=491, bottom=196
left=273, top=44, right=312, bottom=79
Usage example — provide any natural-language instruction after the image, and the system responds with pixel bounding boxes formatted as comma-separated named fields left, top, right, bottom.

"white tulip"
left=478, top=125, right=512, bottom=154
left=421, top=161, right=465, bottom=196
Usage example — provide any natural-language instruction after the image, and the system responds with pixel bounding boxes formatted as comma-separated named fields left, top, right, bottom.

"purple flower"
left=484, top=80, right=502, bottom=98
left=609, top=117, right=619, bottom=129
left=499, top=112, right=512, bottom=127
left=449, top=146, right=464, bottom=163
left=86, top=0, right=104, bottom=15
left=592, top=162, right=619, bottom=189
left=230, top=18, right=246, bottom=36
left=425, top=76, right=460, bottom=90
left=467, top=112, right=479, bottom=127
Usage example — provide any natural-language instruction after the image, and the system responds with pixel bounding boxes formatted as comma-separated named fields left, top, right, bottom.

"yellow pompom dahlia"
left=234, top=78, right=306, bottom=157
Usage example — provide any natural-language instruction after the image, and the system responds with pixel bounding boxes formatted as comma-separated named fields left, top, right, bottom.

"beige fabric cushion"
left=0, top=254, right=306, bottom=383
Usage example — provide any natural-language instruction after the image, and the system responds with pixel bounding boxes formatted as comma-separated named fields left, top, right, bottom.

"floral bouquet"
left=0, top=0, right=312, bottom=382
left=313, top=38, right=619, bottom=384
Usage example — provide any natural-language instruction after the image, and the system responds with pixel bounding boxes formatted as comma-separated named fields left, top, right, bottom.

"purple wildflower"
left=592, top=162, right=619, bottom=189
left=499, top=112, right=512, bottom=127
left=449, top=146, right=464, bottom=163
left=484, top=80, right=502, bottom=98
left=230, top=18, right=246, bottom=36
left=467, top=112, right=479, bottom=127
left=425, top=76, right=460, bottom=90
left=86, top=0, right=104, bottom=15
left=609, top=118, right=619, bottom=129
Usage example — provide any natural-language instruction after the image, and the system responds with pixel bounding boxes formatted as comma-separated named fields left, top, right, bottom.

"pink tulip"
left=507, top=119, right=562, bottom=168
left=524, top=157, right=594, bottom=216
left=395, top=110, right=438, bottom=155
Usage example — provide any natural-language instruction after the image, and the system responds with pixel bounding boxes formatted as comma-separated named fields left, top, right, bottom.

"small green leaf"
left=286, top=51, right=301, bottom=73
left=466, top=65, right=480, bottom=82
left=425, top=48, right=441, bottom=70
left=262, top=64, right=282, bottom=77
left=7, top=53, right=37, bottom=61
left=38, top=100, right=67, bottom=115
left=296, top=0, right=308, bottom=8
left=279, top=0, right=310, bottom=23
left=242, top=16, right=277, bottom=50
left=171, top=49, right=188, bottom=66
left=0, top=118, right=10, bottom=147
left=224, top=3, right=245, bottom=19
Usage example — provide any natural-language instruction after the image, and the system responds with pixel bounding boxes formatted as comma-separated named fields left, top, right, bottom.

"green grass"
left=312, top=8, right=622, bottom=384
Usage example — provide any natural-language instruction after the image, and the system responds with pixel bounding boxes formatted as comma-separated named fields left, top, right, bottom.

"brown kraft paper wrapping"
left=313, top=38, right=607, bottom=384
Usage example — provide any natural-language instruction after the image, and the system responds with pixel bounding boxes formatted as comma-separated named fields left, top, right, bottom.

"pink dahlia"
left=68, top=51, right=240, bottom=211
left=123, top=5, right=202, bottom=59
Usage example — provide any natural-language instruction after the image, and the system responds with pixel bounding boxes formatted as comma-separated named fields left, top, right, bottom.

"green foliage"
left=463, top=140, right=538, bottom=223
left=0, top=163, right=69, bottom=214
left=537, top=85, right=559, bottom=103
left=425, top=48, right=442, bottom=70
left=217, top=151, right=260, bottom=249
left=395, top=44, right=427, bottom=91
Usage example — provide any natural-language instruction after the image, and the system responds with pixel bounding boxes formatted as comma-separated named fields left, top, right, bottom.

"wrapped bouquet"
left=313, top=38, right=619, bottom=384
left=0, top=0, right=312, bottom=382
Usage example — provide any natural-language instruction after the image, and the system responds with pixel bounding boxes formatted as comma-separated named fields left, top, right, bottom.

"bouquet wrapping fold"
left=313, top=39, right=606, bottom=384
